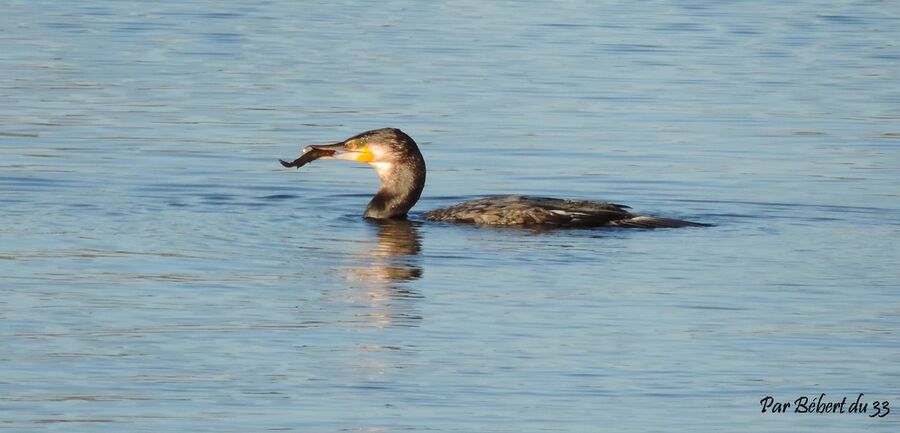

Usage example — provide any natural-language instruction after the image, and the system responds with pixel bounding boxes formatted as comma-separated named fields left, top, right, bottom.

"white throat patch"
left=370, top=162, right=394, bottom=178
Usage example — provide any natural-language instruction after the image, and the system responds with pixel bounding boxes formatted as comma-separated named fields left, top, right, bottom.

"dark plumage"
left=280, top=128, right=708, bottom=228
left=423, top=196, right=706, bottom=227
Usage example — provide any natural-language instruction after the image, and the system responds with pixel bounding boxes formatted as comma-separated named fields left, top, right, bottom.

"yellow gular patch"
left=354, top=148, right=375, bottom=162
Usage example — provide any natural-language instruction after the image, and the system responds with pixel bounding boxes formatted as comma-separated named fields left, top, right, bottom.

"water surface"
left=2, top=1, right=899, bottom=432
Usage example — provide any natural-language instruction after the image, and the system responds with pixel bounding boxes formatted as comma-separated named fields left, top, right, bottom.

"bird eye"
left=347, top=137, right=367, bottom=150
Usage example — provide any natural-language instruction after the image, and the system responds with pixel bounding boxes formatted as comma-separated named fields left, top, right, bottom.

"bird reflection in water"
left=340, top=219, right=424, bottom=328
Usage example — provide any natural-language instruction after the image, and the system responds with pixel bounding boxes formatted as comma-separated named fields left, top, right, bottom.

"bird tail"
left=612, top=215, right=711, bottom=229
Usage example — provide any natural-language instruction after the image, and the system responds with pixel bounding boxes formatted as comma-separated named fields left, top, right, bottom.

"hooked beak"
left=279, top=139, right=374, bottom=169
left=303, top=142, right=346, bottom=153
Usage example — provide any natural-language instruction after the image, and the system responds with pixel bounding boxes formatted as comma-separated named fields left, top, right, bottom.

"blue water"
left=2, top=1, right=899, bottom=432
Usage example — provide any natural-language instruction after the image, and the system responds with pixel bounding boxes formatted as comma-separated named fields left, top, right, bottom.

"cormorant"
left=280, top=128, right=708, bottom=228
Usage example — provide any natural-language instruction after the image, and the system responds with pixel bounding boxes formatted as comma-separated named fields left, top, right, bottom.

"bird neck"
left=364, top=158, right=426, bottom=219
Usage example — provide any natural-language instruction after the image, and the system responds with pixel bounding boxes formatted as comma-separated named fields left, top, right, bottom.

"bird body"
left=422, top=195, right=704, bottom=228
left=280, top=128, right=708, bottom=228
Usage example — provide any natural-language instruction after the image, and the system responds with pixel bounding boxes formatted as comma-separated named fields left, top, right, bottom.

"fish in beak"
left=279, top=137, right=375, bottom=168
